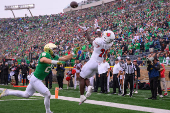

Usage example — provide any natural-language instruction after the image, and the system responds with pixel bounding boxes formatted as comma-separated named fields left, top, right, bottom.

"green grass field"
left=0, top=83, right=170, bottom=113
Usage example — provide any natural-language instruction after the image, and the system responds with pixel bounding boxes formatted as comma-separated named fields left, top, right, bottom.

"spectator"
left=20, top=62, right=29, bottom=86
left=0, top=62, right=3, bottom=84
left=159, top=63, right=168, bottom=96
left=14, top=62, right=20, bottom=85
left=2, top=62, right=9, bottom=85
left=154, top=37, right=161, bottom=51
left=144, top=39, right=150, bottom=52
left=137, top=57, right=143, bottom=66
left=149, top=38, right=154, bottom=53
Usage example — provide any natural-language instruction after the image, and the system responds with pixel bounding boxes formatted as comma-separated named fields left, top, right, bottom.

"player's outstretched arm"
left=78, top=24, right=92, bottom=45
left=94, top=19, right=101, bottom=37
left=59, top=54, right=73, bottom=61
left=40, top=57, right=59, bottom=64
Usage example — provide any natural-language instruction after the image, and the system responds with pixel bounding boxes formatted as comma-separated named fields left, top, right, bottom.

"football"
left=70, top=1, right=78, bottom=8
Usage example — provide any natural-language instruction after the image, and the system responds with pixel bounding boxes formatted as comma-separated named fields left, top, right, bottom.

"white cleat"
left=134, top=91, right=138, bottom=94
left=85, top=86, right=94, bottom=98
left=79, top=95, right=86, bottom=105
left=0, top=89, right=8, bottom=98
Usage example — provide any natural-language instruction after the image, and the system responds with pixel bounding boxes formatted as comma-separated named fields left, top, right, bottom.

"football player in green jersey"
left=0, top=43, right=76, bottom=113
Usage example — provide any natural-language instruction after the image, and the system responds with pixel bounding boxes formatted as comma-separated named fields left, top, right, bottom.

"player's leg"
left=0, top=83, right=35, bottom=98
left=79, top=60, right=97, bottom=104
left=74, top=73, right=77, bottom=89
left=31, top=75, right=52, bottom=113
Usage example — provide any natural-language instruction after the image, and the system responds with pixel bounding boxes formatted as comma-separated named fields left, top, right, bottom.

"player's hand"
left=57, top=62, right=62, bottom=65
left=78, top=24, right=89, bottom=31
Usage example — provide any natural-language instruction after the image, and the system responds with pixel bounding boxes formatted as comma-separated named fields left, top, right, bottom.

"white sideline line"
left=1, top=88, right=170, bottom=113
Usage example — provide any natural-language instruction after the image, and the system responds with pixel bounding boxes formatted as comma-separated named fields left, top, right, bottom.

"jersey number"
left=45, top=66, right=52, bottom=73
left=99, top=49, right=108, bottom=58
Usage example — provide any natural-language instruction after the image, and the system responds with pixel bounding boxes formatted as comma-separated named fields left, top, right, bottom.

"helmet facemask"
left=102, top=30, right=115, bottom=44
left=51, top=47, right=59, bottom=56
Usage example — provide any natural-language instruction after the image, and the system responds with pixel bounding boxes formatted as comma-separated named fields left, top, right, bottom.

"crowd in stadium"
left=0, top=0, right=170, bottom=66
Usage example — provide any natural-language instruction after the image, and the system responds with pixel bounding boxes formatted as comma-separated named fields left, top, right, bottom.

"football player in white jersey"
left=78, top=20, right=115, bottom=104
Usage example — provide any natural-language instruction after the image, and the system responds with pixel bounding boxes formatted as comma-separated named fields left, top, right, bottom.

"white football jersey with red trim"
left=91, top=38, right=113, bottom=63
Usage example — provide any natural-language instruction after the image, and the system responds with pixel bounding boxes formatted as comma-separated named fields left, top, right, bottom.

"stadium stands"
left=0, top=0, right=170, bottom=66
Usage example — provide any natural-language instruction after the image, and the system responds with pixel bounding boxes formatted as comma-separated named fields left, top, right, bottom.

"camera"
left=146, top=57, right=154, bottom=65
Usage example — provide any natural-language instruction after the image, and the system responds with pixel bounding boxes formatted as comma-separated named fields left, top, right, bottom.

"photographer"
left=56, top=64, right=65, bottom=90
left=147, top=57, right=161, bottom=100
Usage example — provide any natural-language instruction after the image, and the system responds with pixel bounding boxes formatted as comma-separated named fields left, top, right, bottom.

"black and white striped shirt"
left=123, top=63, right=136, bottom=74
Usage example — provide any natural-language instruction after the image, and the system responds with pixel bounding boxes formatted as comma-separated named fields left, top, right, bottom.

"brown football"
left=70, top=1, right=78, bottom=8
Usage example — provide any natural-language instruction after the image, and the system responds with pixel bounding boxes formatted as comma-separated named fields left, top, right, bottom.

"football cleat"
left=0, top=89, right=8, bottom=98
left=79, top=95, right=86, bottom=105
left=85, top=86, right=94, bottom=97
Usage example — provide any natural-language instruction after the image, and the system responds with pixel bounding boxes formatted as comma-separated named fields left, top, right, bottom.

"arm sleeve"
left=54, top=55, right=59, bottom=60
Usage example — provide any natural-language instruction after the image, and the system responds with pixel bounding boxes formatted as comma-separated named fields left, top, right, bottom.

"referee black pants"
left=113, top=74, right=121, bottom=93
left=100, top=72, right=107, bottom=93
left=124, top=74, right=133, bottom=95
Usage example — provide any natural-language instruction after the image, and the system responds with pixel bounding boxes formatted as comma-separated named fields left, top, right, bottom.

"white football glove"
left=78, top=24, right=89, bottom=31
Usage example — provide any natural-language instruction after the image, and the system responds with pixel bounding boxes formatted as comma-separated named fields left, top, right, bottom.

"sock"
left=43, top=91, right=51, bottom=113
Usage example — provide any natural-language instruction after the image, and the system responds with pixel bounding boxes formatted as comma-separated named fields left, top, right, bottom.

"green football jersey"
left=34, top=52, right=59, bottom=80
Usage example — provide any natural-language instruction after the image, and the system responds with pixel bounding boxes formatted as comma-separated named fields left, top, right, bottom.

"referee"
left=111, top=59, right=122, bottom=95
left=122, top=58, right=137, bottom=97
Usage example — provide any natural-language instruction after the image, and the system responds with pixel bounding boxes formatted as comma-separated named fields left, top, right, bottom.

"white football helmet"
left=102, top=30, right=115, bottom=43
